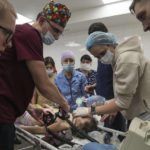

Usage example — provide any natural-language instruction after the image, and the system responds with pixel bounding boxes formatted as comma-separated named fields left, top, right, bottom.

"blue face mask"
left=41, top=31, right=55, bottom=45
left=63, top=64, right=75, bottom=72
left=46, top=70, right=53, bottom=76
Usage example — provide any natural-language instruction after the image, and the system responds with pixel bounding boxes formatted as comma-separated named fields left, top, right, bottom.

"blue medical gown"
left=54, top=70, right=89, bottom=112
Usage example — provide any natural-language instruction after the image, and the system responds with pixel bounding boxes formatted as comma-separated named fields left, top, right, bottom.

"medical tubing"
left=65, top=118, right=99, bottom=143
left=45, top=126, right=75, bottom=146
left=57, top=107, right=99, bottom=143
left=43, top=111, right=75, bottom=146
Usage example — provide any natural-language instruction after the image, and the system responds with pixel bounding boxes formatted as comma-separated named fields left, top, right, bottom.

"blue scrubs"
left=96, top=61, right=126, bottom=140
left=96, top=61, right=114, bottom=99
left=54, top=70, right=89, bottom=112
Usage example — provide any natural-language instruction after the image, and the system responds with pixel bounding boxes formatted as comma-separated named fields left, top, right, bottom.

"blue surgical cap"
left=86, top=31, right=118, bottom=51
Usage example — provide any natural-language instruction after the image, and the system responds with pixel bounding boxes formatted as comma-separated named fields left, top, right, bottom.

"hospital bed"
left=15, top=122, right=125, bottom=150
left=15, top=126, right=59, bottom=150
left=15, top=117, right=150, bottom=150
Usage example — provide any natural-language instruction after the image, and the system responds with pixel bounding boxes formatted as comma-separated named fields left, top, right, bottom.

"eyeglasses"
left=46, top=20, right=63, bottom=35
left=0, top=25, right=13, bottom=44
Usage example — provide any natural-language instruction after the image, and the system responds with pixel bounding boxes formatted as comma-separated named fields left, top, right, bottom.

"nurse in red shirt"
left=0, top=1, right=71, bottom=150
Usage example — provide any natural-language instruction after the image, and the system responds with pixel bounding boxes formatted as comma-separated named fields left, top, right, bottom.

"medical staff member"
left=86, top=22, right=114, bottom=99
left=0, top=0, right=16, bottom=53
left=73, top=31, right=150, bottom=122
left=54, top=50, right=88, bottom=112
left=0, top=1, right=71, bottom=149
left=76, top=54, right=97, bottom=95
left=130, top=0, right=150, bottom=32
left=85, top=22, right=126, bottom=141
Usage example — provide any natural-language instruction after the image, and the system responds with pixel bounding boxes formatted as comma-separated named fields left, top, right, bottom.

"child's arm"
left=47, top=118, right=70, bottom=133
left=20, top=118, right=70, bottom=134
left=19, top=125, right=46, bottom=134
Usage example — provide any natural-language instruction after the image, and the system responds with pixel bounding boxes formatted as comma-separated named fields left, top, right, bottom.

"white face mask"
left=99, top=50, right=114, bottom=64
left=41, top=31, right=55, bottom=45
left=80, top=63, right=91, bottom=71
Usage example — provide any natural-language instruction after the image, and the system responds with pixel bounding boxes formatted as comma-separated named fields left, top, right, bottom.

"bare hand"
left=84, top=85, right=95, bottom=93
left=60, top=100, right=70, bottom=113
left=29, top=106, right=45, bottom=125
left=100, top=112, right=117, bottom=126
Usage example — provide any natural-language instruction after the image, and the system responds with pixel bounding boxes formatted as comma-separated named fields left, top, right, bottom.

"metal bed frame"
left=15, top=126, right=59, bottom=150
left=15, top=125, right=126, bottom=150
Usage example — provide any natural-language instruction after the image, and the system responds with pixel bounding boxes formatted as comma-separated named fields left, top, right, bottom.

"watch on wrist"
left=91, top=105, right=96, bottom=115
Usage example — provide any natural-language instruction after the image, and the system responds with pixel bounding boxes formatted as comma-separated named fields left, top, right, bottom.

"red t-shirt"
left=0, top=24, right=43, bottom=123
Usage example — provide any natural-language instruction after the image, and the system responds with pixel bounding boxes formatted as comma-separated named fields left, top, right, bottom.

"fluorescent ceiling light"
left=16, top=13, right=32, bottom=24
left=79, top=48, right=86, bottom=52
left=102, top=0, right=123, bottom=4
left=65, top=41, right=81, bottom=47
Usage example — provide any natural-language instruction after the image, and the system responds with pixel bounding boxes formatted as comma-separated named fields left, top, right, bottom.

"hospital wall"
left=43, top=22, right=150, bottom=72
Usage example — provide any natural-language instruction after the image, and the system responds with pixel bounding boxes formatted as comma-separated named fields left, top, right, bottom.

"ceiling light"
left=65, top=41, right=81, bottom=47
left=16, top=13, right=32, bottom=24
left=102, top=0, right=123, bottom=4
left=79, top=48, right=86, bottom=52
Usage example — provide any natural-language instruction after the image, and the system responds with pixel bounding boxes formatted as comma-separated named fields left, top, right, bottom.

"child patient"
left=15, top=104, right=98, bottom=135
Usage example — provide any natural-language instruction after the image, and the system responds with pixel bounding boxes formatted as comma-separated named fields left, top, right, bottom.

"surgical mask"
left=46, top=70, right=53, bottom=76
left=63, top=64, right=74, bottom=72
left=80, top=63, right=91, bottom=71
left=41, top=31, right=55, bottom=45
left=99, top=50, right=114, bottom=64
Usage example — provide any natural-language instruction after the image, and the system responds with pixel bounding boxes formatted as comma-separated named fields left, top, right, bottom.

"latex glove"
left=85, top=95, right=105, bottom=106
left=73, top=107, right=89, bottom=117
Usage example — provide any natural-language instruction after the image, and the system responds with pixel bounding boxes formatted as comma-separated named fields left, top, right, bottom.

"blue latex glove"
left=85, top=95, right=105, bottom=106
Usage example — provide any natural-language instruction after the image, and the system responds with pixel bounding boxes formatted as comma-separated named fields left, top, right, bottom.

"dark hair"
left=80, top=54, right=92, bottom=62
left=130, top=0, right=148, bottom=14
left=88, top=22, right=108, bottom=35
left=82, top=116, right=98, bottom=133
left=44, top=56, right=55, bottom=67
left=73, top=116, right=98, bottom=138
left=36, top=12, right=42, bottom=21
